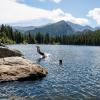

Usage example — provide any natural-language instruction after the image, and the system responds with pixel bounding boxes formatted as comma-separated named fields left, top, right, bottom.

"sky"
left=0, top=0, right=100, bottom=27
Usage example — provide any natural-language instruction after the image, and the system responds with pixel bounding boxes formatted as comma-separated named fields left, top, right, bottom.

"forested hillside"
left=0, top=24, right=100, bottom=46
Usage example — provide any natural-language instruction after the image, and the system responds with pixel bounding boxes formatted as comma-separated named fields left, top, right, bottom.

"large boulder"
left=0, top=47, right=22, bottom=58
left=0, top=57, right=48, bottom=82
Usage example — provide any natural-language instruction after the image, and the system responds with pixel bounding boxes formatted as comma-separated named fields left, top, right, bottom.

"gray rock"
left=0, top=47, right=22, bottom=58
left=0, top=57, right=48, bottom=82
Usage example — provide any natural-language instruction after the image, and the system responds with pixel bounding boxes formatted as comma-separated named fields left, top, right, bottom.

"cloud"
left=11, top=0, right=24, bottom=2
left=88, top=8, right=100, bottom=25
left=52, top=9, right=88, bottom=25
left=51, top=0, right=62, bottom=3
left=0, top=0, right=89, bottom=25
left=39, top=0, right=62, bottom=3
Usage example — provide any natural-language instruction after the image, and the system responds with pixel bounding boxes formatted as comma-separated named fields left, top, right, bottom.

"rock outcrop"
left=0, top=47, right=48, bottom=82
left=0, top=47, right=22, bottom=58
left=0, top=57, right=48, bottom=82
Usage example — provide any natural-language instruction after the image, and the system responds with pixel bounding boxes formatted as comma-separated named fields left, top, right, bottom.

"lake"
left=0, top=44, right=100, bottom=100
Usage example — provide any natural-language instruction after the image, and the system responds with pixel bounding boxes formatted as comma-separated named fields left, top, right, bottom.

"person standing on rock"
left=0, top=42, right=8, bottom=48
left=0, top=42, right=7, bottom=63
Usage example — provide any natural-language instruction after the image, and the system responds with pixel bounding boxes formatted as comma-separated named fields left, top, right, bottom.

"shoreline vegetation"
left=0, top=24, right=100, bottom=46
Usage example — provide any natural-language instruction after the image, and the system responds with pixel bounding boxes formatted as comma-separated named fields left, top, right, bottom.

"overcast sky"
left=0, top=0, right=100, bottom=27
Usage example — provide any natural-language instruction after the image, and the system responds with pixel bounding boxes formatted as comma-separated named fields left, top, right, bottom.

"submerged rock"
left=0, top=57, right=48, bottom=82
left=0, top=47, right=22, bottom=58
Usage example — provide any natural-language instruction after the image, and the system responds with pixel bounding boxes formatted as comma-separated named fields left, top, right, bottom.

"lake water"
left=0, top=44, right=100, bottom=100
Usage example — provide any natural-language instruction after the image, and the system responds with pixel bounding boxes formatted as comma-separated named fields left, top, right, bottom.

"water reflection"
left=36, top=57, right=45, bottom=63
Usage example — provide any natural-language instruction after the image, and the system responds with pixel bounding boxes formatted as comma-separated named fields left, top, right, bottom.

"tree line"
left=0, top=24, right=100, bottom=46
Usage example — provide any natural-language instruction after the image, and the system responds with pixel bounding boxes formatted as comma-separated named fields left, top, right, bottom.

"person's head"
left=59, top=60, right=62, bottom=65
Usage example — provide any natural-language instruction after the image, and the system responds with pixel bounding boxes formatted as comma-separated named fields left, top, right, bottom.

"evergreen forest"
left=0, top=24, right=100, bottom=46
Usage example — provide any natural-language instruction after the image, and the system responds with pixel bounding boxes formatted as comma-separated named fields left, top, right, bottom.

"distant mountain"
left=67, top=21, right=94, bottom=31
left=95, top=26, right=100, bottom=30
left=26, top=20, right=74, bottom=35
left=12, top=20, right=97, bottom=36
left=13, top=26, right=36, bottom=33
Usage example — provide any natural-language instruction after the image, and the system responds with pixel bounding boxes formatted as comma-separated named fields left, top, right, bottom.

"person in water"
left=36, top=46, right=46, bottom=58
left=59, top=60, right=62, bottom=65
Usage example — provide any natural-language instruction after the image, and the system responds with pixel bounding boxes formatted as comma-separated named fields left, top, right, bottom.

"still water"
left=0, top=44, right=100, bottom=100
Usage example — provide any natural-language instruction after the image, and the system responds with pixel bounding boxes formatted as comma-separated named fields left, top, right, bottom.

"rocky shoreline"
left=0, top=47, right=48, bottom=82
